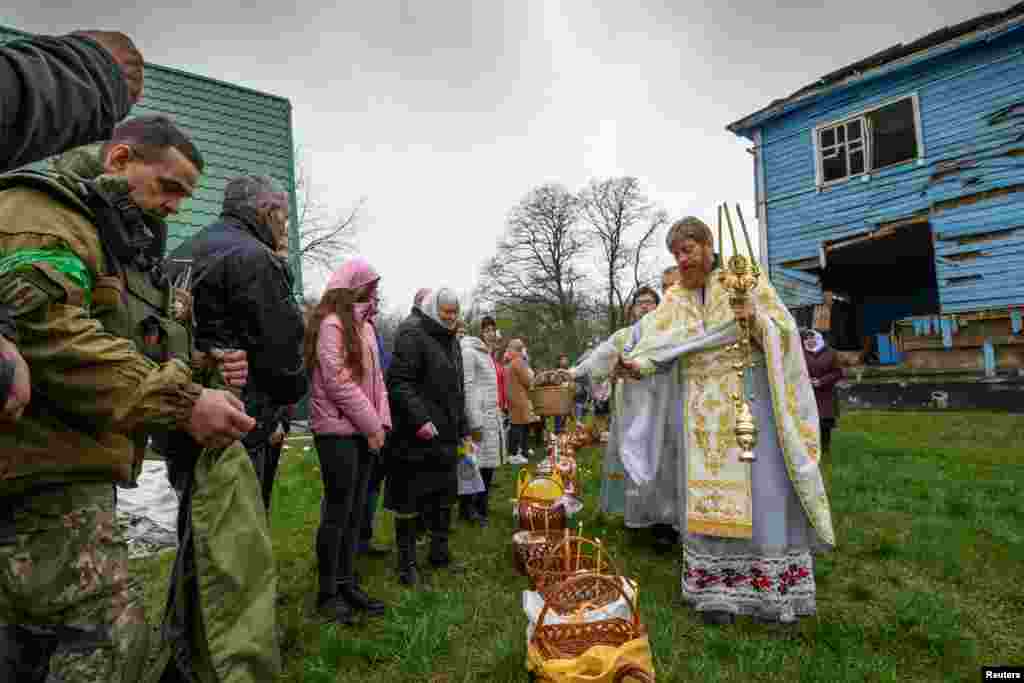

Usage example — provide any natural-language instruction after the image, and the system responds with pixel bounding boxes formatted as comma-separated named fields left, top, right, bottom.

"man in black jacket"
left=167, top=175, right=308, bottom=491
left=1, top=29, right=144, bottom=422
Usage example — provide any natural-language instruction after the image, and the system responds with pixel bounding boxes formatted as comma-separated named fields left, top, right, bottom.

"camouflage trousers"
left=0, top=482, right=149, bottom=682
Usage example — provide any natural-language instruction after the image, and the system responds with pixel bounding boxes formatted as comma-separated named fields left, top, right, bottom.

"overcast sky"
left=4, top=1, right=1013, bottom=313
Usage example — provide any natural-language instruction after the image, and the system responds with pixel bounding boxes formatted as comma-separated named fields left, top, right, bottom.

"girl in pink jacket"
left=305, top=257, right=391, bottom=626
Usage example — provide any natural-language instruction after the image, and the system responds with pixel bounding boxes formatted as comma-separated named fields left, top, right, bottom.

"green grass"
left=130, top=410, right=1024, bottom=682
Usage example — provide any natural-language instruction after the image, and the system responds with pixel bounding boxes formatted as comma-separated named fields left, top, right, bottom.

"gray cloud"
left=6, top=0, right=1013, bottom=311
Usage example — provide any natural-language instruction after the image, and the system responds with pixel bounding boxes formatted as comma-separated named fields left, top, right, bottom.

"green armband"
left=0, top=248, right=93, bottom=310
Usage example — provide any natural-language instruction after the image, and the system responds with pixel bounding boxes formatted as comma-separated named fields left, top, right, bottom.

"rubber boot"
left=394, top=516, right=419, bottom=586
left=428, top=505, right=465, bottom=571
left=315, top=523, right=354, bottom=625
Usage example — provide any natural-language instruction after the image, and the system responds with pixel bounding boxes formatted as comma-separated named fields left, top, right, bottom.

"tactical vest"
left=0, top=171, right=192, bottom=493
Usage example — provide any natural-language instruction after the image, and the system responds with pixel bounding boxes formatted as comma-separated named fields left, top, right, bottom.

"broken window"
left=817, top=96, right=921, bottom=184
left=868, top=98, right=919, bottom=169
left=819, top=118, right=866, bottom=182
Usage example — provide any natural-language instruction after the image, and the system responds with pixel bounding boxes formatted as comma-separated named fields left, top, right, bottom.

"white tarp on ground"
left=117, top=460, right=179, bottom=557
left=115, top=428, right=312, bottom=557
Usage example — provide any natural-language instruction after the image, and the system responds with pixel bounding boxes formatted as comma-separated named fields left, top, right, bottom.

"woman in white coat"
left=457, top=316, right=506, bottom=527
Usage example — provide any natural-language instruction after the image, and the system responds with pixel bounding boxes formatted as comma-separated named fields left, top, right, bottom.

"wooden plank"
left=932, top=184, right=1024, bottom=212
left=778, top=257, right=819, bottom=270
left=900, top=333, right=1024, bottom=350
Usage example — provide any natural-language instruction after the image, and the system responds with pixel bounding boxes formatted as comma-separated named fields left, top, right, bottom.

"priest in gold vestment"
left=570, top=216, right=835, bottom=625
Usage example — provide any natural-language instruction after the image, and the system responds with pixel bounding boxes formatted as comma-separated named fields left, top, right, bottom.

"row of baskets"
left=511, top=426, right=655, bottom=682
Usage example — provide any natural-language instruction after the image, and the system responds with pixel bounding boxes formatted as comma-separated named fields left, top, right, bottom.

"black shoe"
left=653, top=535, right=675, bottom=555
left=340, top=584, right=386, bottom=616
left=478, top=516, right=489, bottom=528
left=316, top=595, right=355, bottom=626
left=701, top=610, right=735, bottom=626
left=395, top=516, right=420, bottom=586
left=428, top=551, right=467, bottom=572
left=398, top=563, right=419, bottom=586
left=428, top=552, right=450, bottom=569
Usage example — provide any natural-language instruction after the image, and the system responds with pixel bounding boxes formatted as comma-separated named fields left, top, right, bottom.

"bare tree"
left=579, top=176, right=668, bottom=334
left=475, top=184, right=592, bottom=360
left=291, top=149, right=364, bottom=283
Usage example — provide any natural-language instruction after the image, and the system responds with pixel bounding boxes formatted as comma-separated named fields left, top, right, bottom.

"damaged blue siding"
left=773, top=266, right=825, bottom=307
left=733, top=19, right=1024, bottom=315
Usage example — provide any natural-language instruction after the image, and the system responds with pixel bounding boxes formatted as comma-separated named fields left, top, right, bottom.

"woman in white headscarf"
left=384, top=288, right=472, bottom=586
left=800, top=329, right=843, bottom=455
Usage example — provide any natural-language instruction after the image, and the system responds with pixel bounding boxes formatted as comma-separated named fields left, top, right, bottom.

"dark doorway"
left=818, top=222, right=940, bottom=353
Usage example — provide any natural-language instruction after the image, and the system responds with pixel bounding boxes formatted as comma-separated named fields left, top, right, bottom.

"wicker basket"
left=530, top=573, right=647, bottom=662
left=511, top=530, right=565, bottom=576
left=531, top=384, right=574, bottom=416
left=526, top=535, right=621, bottom=605
left=516, top=499, right=567, bottom=534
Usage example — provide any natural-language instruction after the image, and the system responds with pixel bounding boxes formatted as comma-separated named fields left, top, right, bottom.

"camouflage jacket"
left=0, top=156, right=202, bottom=495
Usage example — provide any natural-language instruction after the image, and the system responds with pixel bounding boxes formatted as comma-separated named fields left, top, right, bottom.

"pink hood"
left=326, top=256, right=380, bottom=293
left=310, top=256, right=391, bottom=438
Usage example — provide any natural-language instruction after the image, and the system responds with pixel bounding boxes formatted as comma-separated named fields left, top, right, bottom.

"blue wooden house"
left=727, top=3, right=1024, bottom=377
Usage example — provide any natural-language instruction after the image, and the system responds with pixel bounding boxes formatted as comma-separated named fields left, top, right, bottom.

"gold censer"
left=716, top=203, right=761, bottom=463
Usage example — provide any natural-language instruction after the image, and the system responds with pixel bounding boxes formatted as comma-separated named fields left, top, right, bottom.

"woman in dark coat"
left=384, top=288, right=471, bottom=586
left=801, top=329, right=844, bottom=455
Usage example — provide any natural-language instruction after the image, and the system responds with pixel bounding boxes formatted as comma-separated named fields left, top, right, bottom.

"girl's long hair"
left=304, top=285, right=370, bottom=383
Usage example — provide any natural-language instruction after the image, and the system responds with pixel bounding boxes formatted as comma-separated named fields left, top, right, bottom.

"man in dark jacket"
left=167, top=175, right=308, bottom=490
left=1, top=29, right=144, bottom=421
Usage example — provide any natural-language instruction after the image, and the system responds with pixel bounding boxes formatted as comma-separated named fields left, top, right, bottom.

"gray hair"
left=222, top=175, right=288, bottom=215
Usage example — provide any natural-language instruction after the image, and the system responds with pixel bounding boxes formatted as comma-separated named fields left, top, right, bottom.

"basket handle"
left=517, top=468, right=529, bottom=497
left=536, top=467, right=565, bottom=490
left=532, top=572, right=641, bottom=650
left=547, top=535, right=620, bottom=578
left=613, top=664, right=654, bottom=683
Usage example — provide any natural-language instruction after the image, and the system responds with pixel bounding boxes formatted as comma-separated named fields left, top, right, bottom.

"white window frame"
left=813, top=93, right=925, bottom=188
